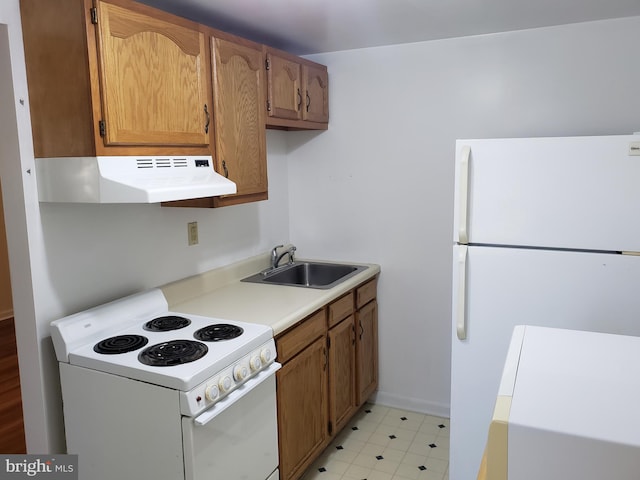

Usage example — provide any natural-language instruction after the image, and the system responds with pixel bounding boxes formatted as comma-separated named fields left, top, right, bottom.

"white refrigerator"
left=450, top=134, right=640, bottom=480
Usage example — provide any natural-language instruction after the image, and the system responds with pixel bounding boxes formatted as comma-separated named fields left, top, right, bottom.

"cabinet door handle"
left=204, top=104, right=210, bottom=134
left=323, top=347, right=328, bottom=370
left=351, top=324, right=356, bottom=345
left=306, top=91, right=311, bottom=112
left=222, top=160, right=229, bottom=178
left=297, top=88, right=302, bottom=110
left=359, top=321, right=364, bottom=340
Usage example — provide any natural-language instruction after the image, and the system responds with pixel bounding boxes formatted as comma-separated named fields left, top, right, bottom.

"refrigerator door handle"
left=458, top=146, right=471, bottom=244
left=456, top=245, right=468, bottom=340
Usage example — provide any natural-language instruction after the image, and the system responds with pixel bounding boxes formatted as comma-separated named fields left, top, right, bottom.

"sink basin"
left=242, top=261, right=368, bottom=289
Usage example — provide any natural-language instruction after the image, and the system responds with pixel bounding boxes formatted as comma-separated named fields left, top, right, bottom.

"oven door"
left=182, top=363, right=281, bottom=480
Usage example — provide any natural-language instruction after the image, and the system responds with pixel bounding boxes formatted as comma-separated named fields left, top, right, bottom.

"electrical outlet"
left=188, top=222, right=198, bottom=246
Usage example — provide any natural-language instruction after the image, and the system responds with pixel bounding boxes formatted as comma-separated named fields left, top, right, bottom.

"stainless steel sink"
left=242, top=261, right=368, bottom=289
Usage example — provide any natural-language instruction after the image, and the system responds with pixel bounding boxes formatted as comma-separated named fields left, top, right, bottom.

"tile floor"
left=301, top=404, right=450, bottom=480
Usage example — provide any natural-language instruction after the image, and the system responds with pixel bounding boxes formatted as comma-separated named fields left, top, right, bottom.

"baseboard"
left=370, top=390, right=450, bottom=419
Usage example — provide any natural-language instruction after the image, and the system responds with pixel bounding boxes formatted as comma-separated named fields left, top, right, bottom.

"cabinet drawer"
left=356, top=277, right=378, bottom=309
left=328, top=292, right=354, bottom=328
left=276, top=309, right=327, bottom=363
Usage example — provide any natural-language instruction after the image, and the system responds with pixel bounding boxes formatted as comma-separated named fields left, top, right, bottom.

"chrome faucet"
left=270, top=244, right=297, bottom=270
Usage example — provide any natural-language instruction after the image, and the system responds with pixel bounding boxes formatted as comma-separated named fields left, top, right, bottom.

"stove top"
left=51, top=289, right=274, bottom=391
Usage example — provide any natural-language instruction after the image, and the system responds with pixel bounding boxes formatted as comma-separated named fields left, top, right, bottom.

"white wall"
left=1, top=0, right=292, bottom=450
left=288, top=17, right=640, bottom=416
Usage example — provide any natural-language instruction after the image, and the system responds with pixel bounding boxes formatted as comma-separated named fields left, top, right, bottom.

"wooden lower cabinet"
left=356, top=299, right=378, bottom=404
left=277, top=333, right=328, bottom=480
left=328, top=315, right=357, bottom=435
left=276, top=277, right=378, bottom=480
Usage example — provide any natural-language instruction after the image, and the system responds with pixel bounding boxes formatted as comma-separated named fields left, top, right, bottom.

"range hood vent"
left=35, top=156, right=236, bottom=203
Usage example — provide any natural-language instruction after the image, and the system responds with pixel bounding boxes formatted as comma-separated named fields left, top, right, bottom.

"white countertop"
left=510, top=326, right=640, bottom=446
left=161, top=253, right=380, bottom=335
left=488, top=325, right=640, bottom=480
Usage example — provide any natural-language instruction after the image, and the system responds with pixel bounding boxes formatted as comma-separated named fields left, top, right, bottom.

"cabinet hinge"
left=98, top=120, right=106, bottom=137
left=266, top=100, right=271, bottom=112
left=90, top=7, right=98, bottom=24
left=328, top=421, right=333, bottom=435
left=265, top=57, right=270, bottom=70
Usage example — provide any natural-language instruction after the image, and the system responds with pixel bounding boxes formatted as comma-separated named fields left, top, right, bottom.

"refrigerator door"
left=450, top=244, right=640, bottom=480
left=453, top=135, right=640, bottom=252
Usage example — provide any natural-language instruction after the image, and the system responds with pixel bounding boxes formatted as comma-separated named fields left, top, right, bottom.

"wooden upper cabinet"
left=210, top=35, right=268, bottom=207
left=302, top=64, right=329, bottom=123
left=266, top=51, right=302, bottom=121
left=96, top=1, right=210, bottom=147
left=21, top=0, right=329, bottom=207
left=170, top=33, right=269, bottom=209
left=20, top=0, right=211, bottom=157
left=265, top=47, right=328, bottom=130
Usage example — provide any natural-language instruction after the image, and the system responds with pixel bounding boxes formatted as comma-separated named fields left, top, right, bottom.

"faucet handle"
left=270, top=244, right=284, bottom=268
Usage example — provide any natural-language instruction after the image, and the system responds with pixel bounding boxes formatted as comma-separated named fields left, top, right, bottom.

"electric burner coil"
left=93, top=335, right=149, bottom=355
left=144, top=315, right=191, bottom=332
left=138, top=340, right=208, bottom=367
left=194, top=324, right=244, bottom=342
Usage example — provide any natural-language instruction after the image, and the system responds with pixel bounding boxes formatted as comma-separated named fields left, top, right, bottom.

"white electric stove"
left=50, top=288, right=280, bottom=480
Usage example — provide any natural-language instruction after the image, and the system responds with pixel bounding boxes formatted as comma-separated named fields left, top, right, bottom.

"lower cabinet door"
left=329, top=315, right=357, bottom=434
left=357, top=300, right=378, bottom=405
left=277, top=336, right=328, bottom=480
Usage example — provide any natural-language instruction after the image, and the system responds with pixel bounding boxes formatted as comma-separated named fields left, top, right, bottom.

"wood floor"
left=0, top=317, right=26, bottom=453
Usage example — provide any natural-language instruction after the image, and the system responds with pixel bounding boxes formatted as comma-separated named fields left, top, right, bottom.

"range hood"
left=35, top=156, right=237, bottom=203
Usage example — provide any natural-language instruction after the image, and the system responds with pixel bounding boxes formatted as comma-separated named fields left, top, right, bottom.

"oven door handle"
left=193, top=362, right=281, bottom=427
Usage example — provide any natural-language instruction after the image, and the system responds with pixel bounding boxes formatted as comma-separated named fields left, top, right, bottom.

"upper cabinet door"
left=266, top=50, right=302, bottom=121
left=211, top=36, right=268, bottom=205
left=264, top=47, right=328, bottom=130
left=96, top=1, right=210, bottom=146
left=302, top=64, right=329, bottom=123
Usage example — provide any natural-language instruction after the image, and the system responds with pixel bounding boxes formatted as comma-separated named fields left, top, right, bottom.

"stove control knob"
left=233, top=365, right=248, bottom=381
left=205, top=384, right=219, bottom=402
left=219, top=375, right=232, bottom=392
left=260, top=348, right=272, bottom=364
left=249, top=355, right=262, bottom=372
